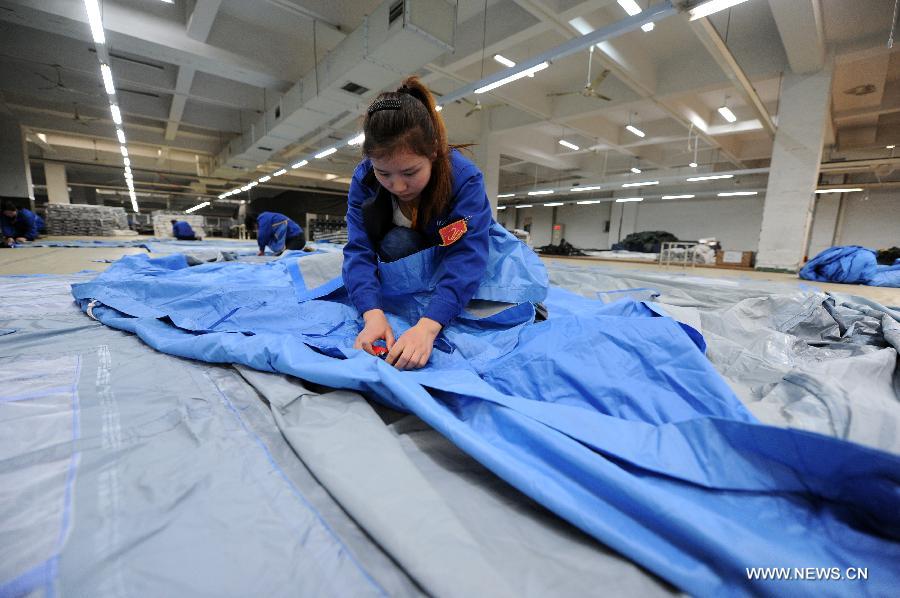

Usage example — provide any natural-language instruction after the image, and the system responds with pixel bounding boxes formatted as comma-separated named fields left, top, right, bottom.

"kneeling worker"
left=171, top=219, right=201, bottom=241
left=256, top=211, right=305, bottom=255
left=2, top=200, right=39, bottom=248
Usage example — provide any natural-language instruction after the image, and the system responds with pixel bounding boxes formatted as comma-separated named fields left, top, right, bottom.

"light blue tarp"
left=71, top=233, right=900, bottom=597
left=800, top=245, right=900, bottom=287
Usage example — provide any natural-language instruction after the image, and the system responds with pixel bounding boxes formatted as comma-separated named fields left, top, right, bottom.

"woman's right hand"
left=354, top=309, right=395, bottom=355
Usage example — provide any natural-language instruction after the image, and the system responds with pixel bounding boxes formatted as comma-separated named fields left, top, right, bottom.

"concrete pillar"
left=0, top=108, right=34, bottom=204
left=44, top=163, right=70, bottom=204
left=756, top=66, right=833, bottom=271
left=474, top=112, right=500, bottom=215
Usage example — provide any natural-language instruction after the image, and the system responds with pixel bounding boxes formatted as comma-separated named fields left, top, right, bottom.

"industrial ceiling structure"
left=0, top=0, right=897, bottom=214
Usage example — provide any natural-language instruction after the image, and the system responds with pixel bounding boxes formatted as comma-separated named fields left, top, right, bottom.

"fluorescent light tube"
left=641, top=22, right=655, bottom=32
left=497, top=193, right=515, bottom=198
left=622, top=181, right=658, bottom=187
left=616, top=197, right=643, bottom=202
left=83, top=0, right=106, bottom=44
left=625, top=125, right=645, bottom=138
left=124, top=166, right=131, bottom=175
left=690, top=0, right=751, bottom=21
left=493, top=54, right=516, bottom=68
left=576, top=200, right=603, bottom=204
left=718, top=106, right=737, bottom=123
left=315, top=147, right=337, bottom=159
left=617, top=0, right=642, bottom=16
left=185, top=201, right=210, bottom=214
left=815, top=188, right=863, bottom=194
left=248, top=181, right=258, bottom=188
left=717, top=191, right=757, bottom=197
left=661, top=194, right=695, bottom=199
left=687, top=174, right=733, bottom=182
left=475, top=62, right=549, bottom=94
left=543, top=202, right=564, bottom=206
left=886, top=145, right=895, bottom=149
left=528, top=190, right=554, bottom=196
left=558, top=140, right=580, bottom=151
left=291, top=160, right=308, bottom=169
left=630, top=167, right=642, bottom=174
left=273, top=169, right=287, bottom=177
left=123, top=157, right=130, bottom=167
left=258, top=175, right=271, bottom=183
left=100, top=64, right=115, bottom=94
left=218, top=194, right=226, bottom=199
left=119, top=145, right=128, bottom=157
left=515, top=204, right=533, bottom=208
left=110, top=104, right=122, bottom=125
left=497, top=206, right=506, bottom=210
left=689, top=161, right=698, bottom=168
left=572, top=185, right=604, bottom=192
left=116, top=128, right=126, bottom=144
left=348, top=133, right=365, bottom=146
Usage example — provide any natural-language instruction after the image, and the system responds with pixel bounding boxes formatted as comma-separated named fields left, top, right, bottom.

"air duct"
left=211, top=0, right=455, bottom=178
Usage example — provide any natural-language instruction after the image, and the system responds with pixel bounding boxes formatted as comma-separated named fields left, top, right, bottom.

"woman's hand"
left=355, top=309, right=395, bottom=355
left=387, top=317, right=442, bottom=370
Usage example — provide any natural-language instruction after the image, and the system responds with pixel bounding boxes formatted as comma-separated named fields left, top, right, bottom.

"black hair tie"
left=367, top=97, right=402, bottom=115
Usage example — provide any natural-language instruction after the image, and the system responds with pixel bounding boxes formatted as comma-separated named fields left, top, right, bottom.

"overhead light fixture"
left=718, top=105, right=737, bottom=123
left=497, top=193, right=515, bottom=198
left=887, top=145, right=896, bottom=149
left=315, top=147, right=337, bottom=159
left=576, top=199, right=603, bottom=204
left=493, top=54, right=516, bottom=68
left=625, top=125, right=645, bottom=138
left=292, top=160, right=308, bottom=169
left=689, top=0, right=751, bottom=21
left=717, top=191, right=757, bottom=196
left=497, top=206, right=506, bottom=210
left=124, top=166, right=132, bottom=175
left=630, top=167, right=642, bottom=174
left=119, top=145, right=128, bottom=157
left=515, top=204, right=533, bottom=208
left=218, top=194, right=226, bottom=200
left=110, top=104, right=122, bottom=125
left=129, top=191, right=138, bottom=213
left=325, top=174, right=339, bottom=180
left=689, top=161, right=698, bottom=168
left=83, top=0, right=106, bottom=44
left=558, top=139, right=580, bottom=151
left=528, top=190, right=554, bottom=196
left=815, top=188, right=863, bottom=194
left=348, top=133, right=365, bottom=146
left=240, top=185, right=251, bottom=192
left=618, top=0, right=642, bottom=16
left=116, top=128, right=126, bottom=144
left=662, top=194, right=695, bottom=199
left=248, top=181, right=258, bottom=188
left=543, top=202, right=564, bottom=207
left=123, top=157, right=130, bottom=167
left=687, top=174, right=733, bottom=181
left=641, top=23, right=655, bottom=32
left=258, top=175, right=271, bottom=183
left=571, top=185, right=604, bottom=192
left=273, top=169, right=287, bottom=177
left=100, top=64, right=115, bottom=94
left=616, top=197, right=643, bottom=202
left=185, top=201, right=210, bottom=214
left=622, top=181, right=658, bottom=187
left=475, top=61, right=549, bottom=94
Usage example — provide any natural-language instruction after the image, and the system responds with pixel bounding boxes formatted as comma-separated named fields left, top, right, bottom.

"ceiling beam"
left=767, top=0, right=825, bottom=74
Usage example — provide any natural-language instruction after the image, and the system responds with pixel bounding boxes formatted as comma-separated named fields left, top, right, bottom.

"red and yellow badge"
left=438, top=218, right=468, bottom=246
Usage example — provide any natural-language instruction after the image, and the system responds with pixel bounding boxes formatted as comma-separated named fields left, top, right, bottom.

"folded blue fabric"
left=71, top=247, right=900, bottom=597
left=801, top=246, right=900, bottom=287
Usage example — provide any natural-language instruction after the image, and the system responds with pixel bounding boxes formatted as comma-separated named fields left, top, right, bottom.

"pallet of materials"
left=45, top=203, right=130, bottom=236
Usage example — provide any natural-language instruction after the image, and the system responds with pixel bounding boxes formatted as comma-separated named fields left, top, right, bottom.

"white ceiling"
left=0, top=0, right=897, bottom=212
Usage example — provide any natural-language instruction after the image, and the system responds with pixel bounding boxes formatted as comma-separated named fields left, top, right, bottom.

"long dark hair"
left=362, top=76, right=452, bottom=230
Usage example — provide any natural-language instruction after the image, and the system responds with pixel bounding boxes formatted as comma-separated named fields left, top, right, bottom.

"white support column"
left=474, top=112, right=501, bottom=216
left=756, top=66, right=833, bottom=271
left=44, top=163, right=70, bottom=204
left=0, top=109, right=34, bottom=203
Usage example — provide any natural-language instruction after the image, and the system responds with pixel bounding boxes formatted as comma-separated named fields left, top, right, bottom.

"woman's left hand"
left=387, top=317, right=442, bottom=370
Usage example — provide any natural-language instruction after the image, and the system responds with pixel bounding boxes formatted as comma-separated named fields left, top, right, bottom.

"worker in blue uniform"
left=1, top=200, right=39, bottom=247
left=170, top=219, right=200, bottom=241
left=256, top=212, right=305, bottom=255
left=343, top=76, right=510, bottom=370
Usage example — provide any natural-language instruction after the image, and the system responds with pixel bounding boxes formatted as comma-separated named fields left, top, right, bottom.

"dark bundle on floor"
left=876, top=246, right=900, bottom=265
left=537, top=239, right=586, bottom=256
left=611, top=230, right=679, bottom=253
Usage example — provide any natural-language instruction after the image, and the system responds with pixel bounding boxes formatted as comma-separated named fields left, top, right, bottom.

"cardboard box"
left=716, top=250, right=755, bottom=268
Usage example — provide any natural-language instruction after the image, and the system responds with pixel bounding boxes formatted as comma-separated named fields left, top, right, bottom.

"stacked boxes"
left=151, top=211, right=207, bottom=238
left=46, top=204, right=130, bottom=236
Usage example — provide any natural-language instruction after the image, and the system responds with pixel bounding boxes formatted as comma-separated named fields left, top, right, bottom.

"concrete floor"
left=1, top=236, right=898, bottom=307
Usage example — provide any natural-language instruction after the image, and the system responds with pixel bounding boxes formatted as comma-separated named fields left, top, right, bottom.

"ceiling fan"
left=546, top=47, right=612, bottom=101
left=35, top=65, right=91, bottom=97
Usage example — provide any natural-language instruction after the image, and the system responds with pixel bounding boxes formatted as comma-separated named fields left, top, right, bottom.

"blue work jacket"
left=342, top=149, right=492, bottom=326
left=172, top=221, right=195, bottom=239
left=1, top=208, right=38, bottom=241
left=257, top=212, right=302, bottom=254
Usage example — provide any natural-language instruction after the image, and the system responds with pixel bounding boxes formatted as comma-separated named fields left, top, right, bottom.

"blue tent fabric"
left=70, top=241, right=900, bottom=596
left=801, top=246, right=900, bottom=287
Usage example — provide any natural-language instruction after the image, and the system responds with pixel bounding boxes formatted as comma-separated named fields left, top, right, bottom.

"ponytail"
left=362, top=76, right=452, bottom=230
